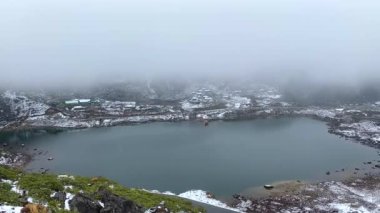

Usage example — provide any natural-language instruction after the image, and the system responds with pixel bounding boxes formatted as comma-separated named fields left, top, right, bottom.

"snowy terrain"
left=295, top=108, right=337, bottom=119
left=334, top=121, right=380, bottom=147
left=0, top=151, right=25, bottom=167
left=2, top=91, right=49, bottom=118
left=179, top=190, right=241, bottom=212
left=230, top=177, right=380, bottom=213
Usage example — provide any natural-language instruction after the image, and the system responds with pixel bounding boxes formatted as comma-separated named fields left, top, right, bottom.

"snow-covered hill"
left=1, top=91, right=49, bottom=118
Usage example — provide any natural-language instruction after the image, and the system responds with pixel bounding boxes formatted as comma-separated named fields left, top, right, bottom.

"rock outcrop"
left=98, top=189, right=143, bottom=213
left=69, top=193, right=102, bottom=213
left=69, top=190, right=143, bottom=213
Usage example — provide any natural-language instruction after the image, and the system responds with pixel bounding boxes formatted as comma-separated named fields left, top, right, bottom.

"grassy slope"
left=0, top=165, right=205, bottom=213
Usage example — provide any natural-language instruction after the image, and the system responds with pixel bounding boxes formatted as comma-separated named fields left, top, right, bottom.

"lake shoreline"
left=2, top=110, right=380, bottom=151
left=1, top=118, right=380, bottom=212
left=227, top=174, right=380, bottom=212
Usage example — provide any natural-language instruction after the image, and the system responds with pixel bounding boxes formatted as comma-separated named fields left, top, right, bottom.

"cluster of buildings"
left=188, top=89, right=214, bottom=104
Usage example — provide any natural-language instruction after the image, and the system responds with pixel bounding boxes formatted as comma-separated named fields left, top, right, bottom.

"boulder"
left=52, top=191, right=66, bottom=207
left=264, top=185, right=274, bottom=190
left=69, top=193, right=102, bottom=213
left=98, top=189, right=143, bottom=213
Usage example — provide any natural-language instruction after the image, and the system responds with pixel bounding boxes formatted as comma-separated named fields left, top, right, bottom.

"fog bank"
left=0, top=0, right=380, bottom=88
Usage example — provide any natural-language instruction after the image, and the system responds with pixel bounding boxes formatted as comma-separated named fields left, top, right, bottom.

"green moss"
left=0, top=182, right=21, bottom=205
left=112, top=186, right=205, bottom=213
left=0, top=165, right=205, bottom=212
left=0, top=165, right=21, bottom=180
left=19, top=173, right=64, bottom=202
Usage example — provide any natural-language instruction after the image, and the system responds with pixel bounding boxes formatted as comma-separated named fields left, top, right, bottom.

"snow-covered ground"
left=295, top=108, right=337, bottom=119
left=314, top=180, right=380, bottom=213
left=194, top=109, right=232, bottom=120
left=179, top=190, right=241, bottom=212
left=101, top=100, right=136, bottom=116
left=25, top=114, right=100, bottom=128
left=254, top=87, right=282, bottom=107
left=0, top=179, right=27, bottom=213
left=2, top=91, right=49, bottom=118
left=0, top=205, right=22, bottom=213
left=231, top=177, right=380, bottom=213
left=148, top=189, right=241, bottom=212
left=224, top=96, right=251, bottom=110
left=335, top=121, right=380, bottom=146
left=0, top=151, right=24, bottom=167
left=149, top=176, right=380, bottom=213
left=181, top=100, right=208, bottom=111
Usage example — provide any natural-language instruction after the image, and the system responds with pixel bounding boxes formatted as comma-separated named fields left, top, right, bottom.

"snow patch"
left=295, top=108, right=336, bottom=119
left=0, top=205, right=23, bottom=213
left=2, top=91, right=49, bottom=118
left=65, top=193, right=74, bottom=211
left=178, top=190, right=241, bottom=212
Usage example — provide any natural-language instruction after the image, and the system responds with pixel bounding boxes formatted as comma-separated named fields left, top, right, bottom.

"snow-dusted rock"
left=0, top=205, right=23, bottom=213
left=2, top=91, right=49, bottom=118
left=295, top=108, right=336, bottom=119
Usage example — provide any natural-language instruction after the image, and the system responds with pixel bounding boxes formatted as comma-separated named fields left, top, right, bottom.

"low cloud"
left=0, top=0, right=379, bottom=89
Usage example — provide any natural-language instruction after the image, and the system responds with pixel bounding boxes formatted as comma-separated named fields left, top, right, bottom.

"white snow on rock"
left=181, top=101, right=206, bottom=111
left=2, top=91, right=49, bottom=118
left=26, top=115, right=99, bottom=128
left=336, top=129, right=356, bottom=137
left=147, top=189, right=241, bottom=212
left=235, top=199, right=253, bottom=212
left=58, top=175, right=75, bottom=180
left=10, top=181, right=23, bottom=195
left=341, top=121, right=380, bottom=133
left=65, top=193, right=74, bottom=211
left=225, top=96, right=251, bottom=109
left=316, top=181, right=380, bottom=213
left=178, top=190, right=241, bottom=212
left=101, top=101, right=136, bottom=115
left=145, top=189, right=176, bottom=196
left=0, top=156, right=11, bottom=166
left=324, top=203, right=372, bottom=213
left=295, top=108, right=336, bottom=119
left=337, top=121, right=380, bottom=144
left=1, top=179, right=24, bottom=195
left=0, top=152, right=24, bottom=167
left=0, top=205, right=23, bottom=213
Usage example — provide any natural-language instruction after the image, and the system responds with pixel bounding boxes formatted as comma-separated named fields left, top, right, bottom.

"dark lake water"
left=19, top=118, right=379, bottom=196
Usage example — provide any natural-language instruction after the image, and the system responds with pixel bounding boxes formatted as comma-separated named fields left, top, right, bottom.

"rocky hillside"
left=0, top=165, right=205, bottom=213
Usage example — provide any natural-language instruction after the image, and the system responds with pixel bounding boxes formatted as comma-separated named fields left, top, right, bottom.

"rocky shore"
left=229, top=175, right=380, bottom=213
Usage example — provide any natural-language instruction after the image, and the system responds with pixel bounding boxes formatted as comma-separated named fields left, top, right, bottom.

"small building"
left=123, top=102, right=136, bottom=108
left=64, top=99, right=92, bottom=106
left=65, top=99, right=79, bottom=105
left=71, top=106, right=86, bottom=112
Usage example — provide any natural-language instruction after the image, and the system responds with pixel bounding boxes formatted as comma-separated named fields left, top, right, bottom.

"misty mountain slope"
left=0, top=91, right=49, bottom=121
left=281, top=83, right=380, bottom=106
left=0, top=95, right=15, bottom=123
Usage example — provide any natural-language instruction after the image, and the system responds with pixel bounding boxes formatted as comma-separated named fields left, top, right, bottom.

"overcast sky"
left=0, top=0, right=380, bottom=88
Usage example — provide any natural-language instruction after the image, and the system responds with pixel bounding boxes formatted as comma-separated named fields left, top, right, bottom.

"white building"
left=65, top=99, right=91, bottom=105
